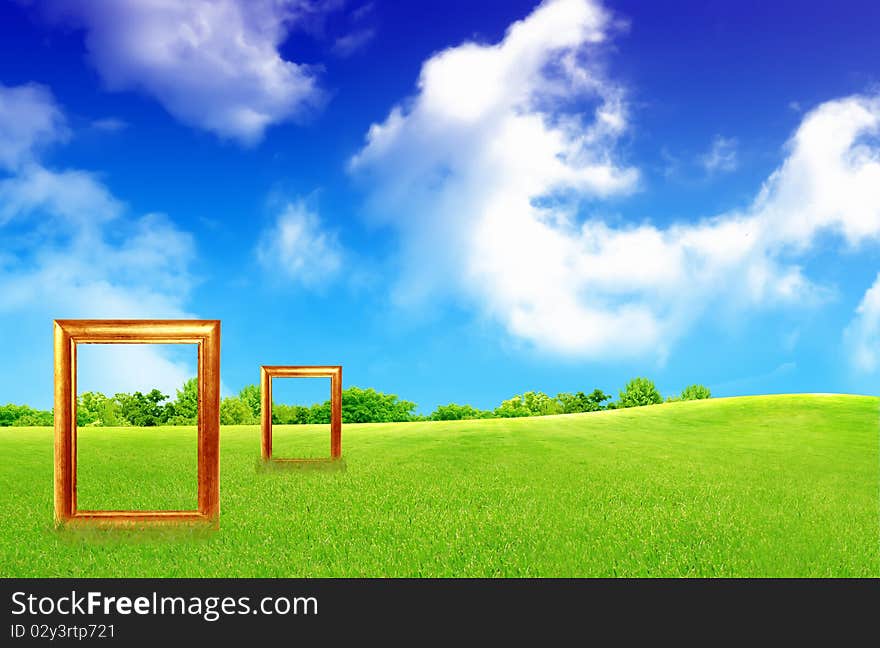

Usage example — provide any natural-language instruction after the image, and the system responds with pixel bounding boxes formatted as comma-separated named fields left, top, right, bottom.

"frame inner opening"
left=270, top=376, right=332, bottom=459
left=74, top=343, right=199, bottom=511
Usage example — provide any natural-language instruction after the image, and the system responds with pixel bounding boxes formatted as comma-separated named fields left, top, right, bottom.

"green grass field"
left=0, top=394, right=877, bottom=577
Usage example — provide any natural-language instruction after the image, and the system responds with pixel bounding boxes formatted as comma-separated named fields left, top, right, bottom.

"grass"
left=269, top=422, right=332, bottom=460
left=0, top=394, right=877, bottom=577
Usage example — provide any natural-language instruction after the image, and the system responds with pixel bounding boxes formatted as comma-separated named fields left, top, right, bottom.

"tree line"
left=0, top=377, right=710, bottom=426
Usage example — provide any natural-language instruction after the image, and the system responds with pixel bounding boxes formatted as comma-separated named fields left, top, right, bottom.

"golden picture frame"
left=260, top=365, right=342, bottom=463
left=53, top=319, right=221, bottom=527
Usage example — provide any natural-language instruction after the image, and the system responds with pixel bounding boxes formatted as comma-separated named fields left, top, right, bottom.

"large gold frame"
left=260, top=365, right=342, bottom=463
left=53, top=319, right=221, bottom=527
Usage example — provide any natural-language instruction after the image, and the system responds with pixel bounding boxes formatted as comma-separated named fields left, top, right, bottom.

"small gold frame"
left=53, top=319, right=221, bottom=527
left=260, top=365, right=342, bottom=463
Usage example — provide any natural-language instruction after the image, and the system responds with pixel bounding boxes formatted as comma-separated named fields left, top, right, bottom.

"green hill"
left=0, top=394, right=877, bottom=577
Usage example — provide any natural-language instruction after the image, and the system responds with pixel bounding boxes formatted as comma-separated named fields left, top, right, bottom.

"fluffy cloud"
left=700, top=135, right=738, bottom=174
left=34, top=0, right=333, bottom=144
left=257, top=200, right=342, bottom=288
left=0, top=165, right=122, bottom=226
left=844, top=273, right=880, bottom=373
left=0, top=82, right=68, bottom=171
left=757, top=95, right=880, bottom=249
left=0, top=83, right=198, bottom=402
left=331, top=28, right=375, bottom=57
left=352, top=0, right=880, bottom=359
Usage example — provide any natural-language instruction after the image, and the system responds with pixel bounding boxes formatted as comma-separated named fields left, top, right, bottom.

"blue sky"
left=1, top=0, right=879, bottom=411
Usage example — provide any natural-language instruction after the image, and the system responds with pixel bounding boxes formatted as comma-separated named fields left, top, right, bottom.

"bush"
left=494, top=391, right=563, bottom=418
left=681, top=384, right=711, bottom=400
left=78, top=391, right=124, bottom=426
left=272, top=404, right=310, bottom=425
left=340, top=387, right=417, bottom=423
left=556, top=389, right=611, bottom=413
left=11, top=410, right=53, bottom=426
left=493, top=388, right=613, bottom=418
left=166, top=415, right=197, bottom=426
left=3, top=378, right=714, bottom=426
left=220, top=396, right=255, bottom=425
left=0, top=403, right=53, bottom=427
left=430, top=403, right=494, bottom=421
left=239, top=384, right=261, bottom=420
left=494, top=396, right=532, bottom=418
left=272, top=387, right=418, bottom=424
left=618, top=377, right=662, bottom=408
left=115, top=389, right=171, bottom=426
left=308, top=401, right=332, bottom=424
left=0, top=404, right=28, bottom=426
left=523, top=391, right=562, bottom=416
left=173, top=378, right=199, bottom=421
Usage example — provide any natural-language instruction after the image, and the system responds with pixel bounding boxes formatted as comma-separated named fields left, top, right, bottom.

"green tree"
left=114, top=393, right=139, bottom=425
left=147, top=389, right=172, bottom=424
left=556, top=392, right=583, bottom=414
left=430, top=403, right=494, bottom=421
left=116, top=390, right=169, bottom=426
left=220, top=396, right=254, bottom=425
left=77, top=391, right=123, bottom=426
left=78, top=392, right=102, bottom=426
left=339, top=387, right=417, bottom=423
left=555, top=389, right=610, bottom=413
left=271, top=387, right=418, bottom=424
left=239, top=384, right=261, bottom=420
left=0, top=404, right=28, bottom=426
left=171, top=378, right=199, bottom=424
left=681, top=384, right=711, bottom=400
left=308, top=401, right=331, bottom=424
left=523, top=391, right=561, bottom=416
left=586, top=389, right=611, bottom=410
left=12, top=409, right=53, bottom=426
left=618, top=377, right=662, bottom=408
left=494, top=396, right=532, bottom=418
left=1, top=403, right=53, bottom=426
left=272, top=403, right=310, bottom=424
left=494, top=391, right=562, bottom=418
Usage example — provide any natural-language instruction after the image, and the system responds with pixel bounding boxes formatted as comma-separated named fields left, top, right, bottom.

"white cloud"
left=756, top=95, right=880, bottom=249
left=0, top=82, right=69, bottom=171
left=0, top=83, right=198, bottom=404
left=91, top=117, right=128, bottom=132
left=0, top=164, right=122, bottom=226
left=257, top=200, right=342, bottom=287
left=844, top=273, right=880, bottom=372
left=332, top=28, right=375, bottom=57
left=700, top=135, right=738, bottom=174
left=351, top=0, right=880, bottom=359
left=0, top=205, right=193, bottom=318
left=35, top=0, right=332, bottom=144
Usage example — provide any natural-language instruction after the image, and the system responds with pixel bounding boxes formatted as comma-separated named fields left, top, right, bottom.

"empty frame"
left=261, top=365, right=342, bottom=463
left=53, top=319, right=221, bottom=527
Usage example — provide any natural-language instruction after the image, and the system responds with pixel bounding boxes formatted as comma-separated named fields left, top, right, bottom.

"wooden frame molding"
left=261, top=365, right=342, bottom=463
left=53, top=319, right=221, bottom=527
